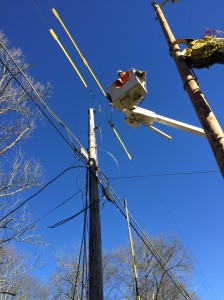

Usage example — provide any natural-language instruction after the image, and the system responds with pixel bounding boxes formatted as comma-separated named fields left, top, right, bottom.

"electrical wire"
left=36, top=189, right=85, bottom=223
left=107, top=170, right=219, bottom=179
left=111, top=198, right=192, bottom=300
left=129, top=160, right=218, bottom=300
left=0, top=42, right=84, bottom=150
left=98, top=148, right=121, bottom=190
left=0, top=42, right=91, bottom=168
left=0, top=165, right=81, bottom=223
left=96, top=169, right=200, bottom=299
left=72, top=168, right=89, bottom=300
left=31, top=0, right=51, bottom=28
left=0, top=56, right=74, bottom=152
left=49, top=171, right=108, bottom=229
left=48, top=198, right=102, bottom=228
left=81, top=170, right=89, bottom=299
left=94, top=173, right=194, bottom=299
left=149, top=177, right=218, bottom=300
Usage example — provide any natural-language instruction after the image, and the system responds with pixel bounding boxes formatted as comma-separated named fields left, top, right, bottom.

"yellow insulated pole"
left=124, top=198, right=141, bottom=300
left=109, top=121, right=132, bottom=160
left=52, top=8, right=106, bottom=97
left=49, top=29, right=87, bottom=88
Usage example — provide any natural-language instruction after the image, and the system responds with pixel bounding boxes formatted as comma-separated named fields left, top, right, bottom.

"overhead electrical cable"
left=0, top=55, right=74, bottom=152
left=129, top=161, right=217, bottom=299
left=0, top=41, right=116, bottom=213
left=48, top=198, right=102, bottom=228
left=0, top=42, right=90, bottom=166
left=72, top=168, right=89, bottom=300
left=31, top=0, right=51, bottom=28
left=15, top=188, right=85, bottom=241
left=95, top=175, right=194, bottom=300
left=111, top=198, right=192, bottom=300
left=0, top=44, right=119, bottom=222
left=36, top=189, right=85, bottom=223
left=0, top=165, right=81, bottom=223
left=108, top=170, right=219, bottom=179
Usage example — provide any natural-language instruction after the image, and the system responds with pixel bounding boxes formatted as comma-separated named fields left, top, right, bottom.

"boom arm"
left=124, top=106, right=206, bottom=139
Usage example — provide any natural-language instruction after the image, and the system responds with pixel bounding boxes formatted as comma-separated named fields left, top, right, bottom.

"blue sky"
left=1, top=0, right=224, bottom=299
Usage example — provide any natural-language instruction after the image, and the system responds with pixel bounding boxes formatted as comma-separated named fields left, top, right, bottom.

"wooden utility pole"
left=152, top=2, right=224, bottom=177
left=88, top=108, right=103, bottom=300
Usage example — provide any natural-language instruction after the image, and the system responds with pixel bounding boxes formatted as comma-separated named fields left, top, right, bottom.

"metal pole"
left=152, top=2, right=224, bottom=177
left=124, top=198, right=141, bottom=300
left=88, top=108, right=103, bottom=300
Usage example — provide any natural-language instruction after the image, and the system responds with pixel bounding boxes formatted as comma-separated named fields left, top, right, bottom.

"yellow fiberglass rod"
left=109, top=122, right=132, bottom=160
left=52, top=8, right=106, bottom=97
left=49, top=29, right=87, bottom=88
left=51, top=9, right=131, bottom=160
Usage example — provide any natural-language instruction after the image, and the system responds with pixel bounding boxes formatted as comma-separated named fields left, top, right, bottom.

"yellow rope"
left=49, top=29, right=87, bottom=88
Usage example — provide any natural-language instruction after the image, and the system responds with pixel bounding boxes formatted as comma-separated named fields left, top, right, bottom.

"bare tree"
left=50, top=236, right=202, bottom=300
left=14, top=274, right=49, bottom=300
left=50, top=245, right=87, bottom=300
left=110, top=235, right=200, bottom=300
left=0, top=31, right=51, bottom=298
left=0, top=243, right=45, bottom=299
left=0, top=31, right=51, bottom=245
left=0, top=31, right=51, bottom=157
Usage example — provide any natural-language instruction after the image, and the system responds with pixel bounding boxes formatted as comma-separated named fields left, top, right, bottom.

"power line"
left=48, top=198, right=102, bottom=228
left=0, top=42, right=87, bottom=162
left=96, top=175, right=194, bottom=299
left=31, top=0, right=51, bottom=29
left=37, top=189, right=84, bottom=222
left=108, top=170, right=219, bottom=179
left=0, top=165, right=82, bottom=223
left=48, top=173, right=108, bottom=229
left=111, top=198, right=192, bottom=300
left=0, top=56, right=75, bottom=152
left=129, top=160, right=218, bottom=300
left=72, top=168, right=89, bottom=300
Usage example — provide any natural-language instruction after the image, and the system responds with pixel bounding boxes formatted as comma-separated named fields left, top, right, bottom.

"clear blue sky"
left=1, top=1, right=224, bottom=299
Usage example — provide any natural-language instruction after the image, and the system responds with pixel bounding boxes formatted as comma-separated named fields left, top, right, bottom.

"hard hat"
left=117, top=70, right=124, bottom=75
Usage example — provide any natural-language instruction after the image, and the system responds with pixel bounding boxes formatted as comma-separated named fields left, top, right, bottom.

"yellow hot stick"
left=52, top=8, right=106, bottom=97
left=49, top=29, right=87, bottom=88
left=113, top=128, right=132, bottom=160
left=109, top=122, right=132, bottom=160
